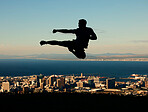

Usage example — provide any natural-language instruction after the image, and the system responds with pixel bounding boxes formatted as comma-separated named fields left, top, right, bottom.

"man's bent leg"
left=71, top=49, right=86, bottom=59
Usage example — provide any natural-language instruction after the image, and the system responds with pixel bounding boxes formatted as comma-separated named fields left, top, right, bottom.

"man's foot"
left=40, top=41, right=47, bottom=46
left=68, top=47, right=74, bottom=52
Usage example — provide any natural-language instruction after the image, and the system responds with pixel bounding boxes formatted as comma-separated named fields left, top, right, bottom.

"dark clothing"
left=61, top=27, right=97, bottom=48
left=42, top=27, right=97, bottom=59
left=47, top=40, right=84, bottom=51
left=54, top=40, right=85, bottom=51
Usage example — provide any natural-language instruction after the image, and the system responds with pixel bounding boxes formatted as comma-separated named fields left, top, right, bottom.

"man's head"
left=78, top=19, right=87, bottom=28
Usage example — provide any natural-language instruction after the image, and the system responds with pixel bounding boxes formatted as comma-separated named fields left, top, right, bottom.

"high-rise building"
left=39, top=79, right=42, bottom=84
left=2, top=82, right=10, bottom=92
left=49, top=75, right=57, bottom=86
left=40, top=83, right=44, bottom=89
left=76, top=80, right=84, bottom=88
left=46, top=78, right=50, bottom=85
left=33, top=75, right=40, bottom=87
left=81, top=73, right=83, bottom=78
left=57, top=77, right=65, bottom=89
left=88, top=79, right=95, bottom=88
left=106, top=78, right=115, bottom=89
left=145, top=77, right=148, bottom=87
left=23, top=86, right=29, bottom=94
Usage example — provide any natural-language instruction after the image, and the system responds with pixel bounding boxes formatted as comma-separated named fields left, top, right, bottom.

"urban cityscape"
left=1, top=73, right=148, bottom=96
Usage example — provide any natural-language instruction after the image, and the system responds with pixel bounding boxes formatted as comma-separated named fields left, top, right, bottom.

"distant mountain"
left=0, top=55, right=23, bottom=59
left=29, top=54, right=77, bottom=59
left=1, top=53, right=148, bottom=61
left=0, top=54, right=77, bottom=60
left=90, top=53, right=136, bottom=56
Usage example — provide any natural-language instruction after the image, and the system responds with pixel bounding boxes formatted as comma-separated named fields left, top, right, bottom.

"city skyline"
left=0, top=73, right=148, bottom=96
left=0, top=0, right=148, bottom=55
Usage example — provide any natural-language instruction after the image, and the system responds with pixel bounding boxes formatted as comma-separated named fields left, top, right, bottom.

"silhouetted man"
left=40, top=19, right=97, bottom=59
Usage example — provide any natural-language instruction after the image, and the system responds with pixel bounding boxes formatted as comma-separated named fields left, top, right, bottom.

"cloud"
left=131, top=40, right=148, bottom=43
left=94, top=29, right=107, bottom=33
left=0, top=44, right=5, bottom=47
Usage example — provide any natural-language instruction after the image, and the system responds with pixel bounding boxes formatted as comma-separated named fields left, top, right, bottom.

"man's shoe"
left=40, top=41, right=47, bottom=46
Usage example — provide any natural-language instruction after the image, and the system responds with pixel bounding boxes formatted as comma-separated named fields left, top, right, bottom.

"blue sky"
left=0, top=0, right=148, bottom=55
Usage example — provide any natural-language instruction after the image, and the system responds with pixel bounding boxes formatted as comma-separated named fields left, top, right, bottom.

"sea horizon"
left=0, top=59, right=148, bottom=77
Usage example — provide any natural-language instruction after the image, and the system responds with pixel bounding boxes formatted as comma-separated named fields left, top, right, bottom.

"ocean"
left=0, top=59, right=148, bottom=77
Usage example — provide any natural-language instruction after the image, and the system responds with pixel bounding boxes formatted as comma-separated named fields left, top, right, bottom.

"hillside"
left=0, top=92, right=147, bottom=112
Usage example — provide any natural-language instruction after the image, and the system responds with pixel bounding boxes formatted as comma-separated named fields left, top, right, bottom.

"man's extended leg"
left=70, top=49, right=86, bottom=59
left=40, top=40, right=86, bottom=59
left=40, top=40, right=72, bottom=47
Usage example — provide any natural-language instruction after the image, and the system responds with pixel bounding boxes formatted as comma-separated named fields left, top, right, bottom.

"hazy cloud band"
left=131, top=40, right=148, bottom=43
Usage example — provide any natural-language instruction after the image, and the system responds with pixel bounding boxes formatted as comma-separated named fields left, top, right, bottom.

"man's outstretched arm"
left=53, top=29, right=76, bottom=34
left=90, top=28, right=97, bottom=40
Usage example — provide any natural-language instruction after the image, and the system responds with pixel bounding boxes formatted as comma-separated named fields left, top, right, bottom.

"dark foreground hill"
left=0, top=92, right=148, bottom=112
